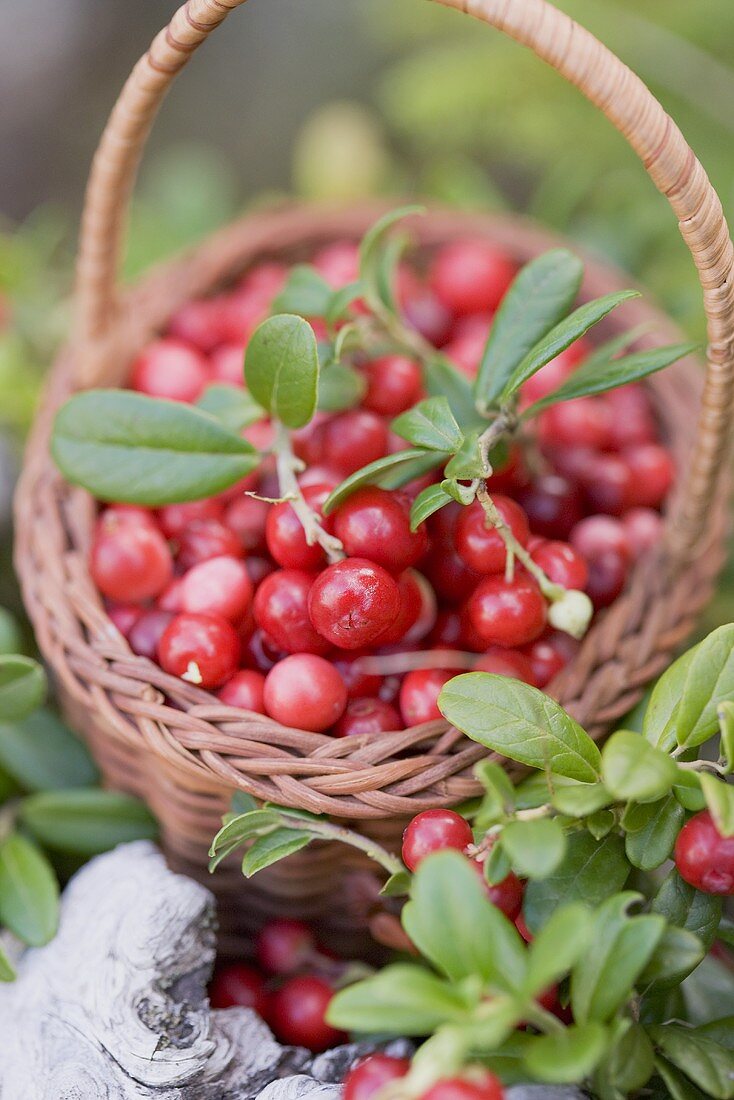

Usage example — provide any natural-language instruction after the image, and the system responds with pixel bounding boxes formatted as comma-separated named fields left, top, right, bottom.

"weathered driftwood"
left=0, top=843, right=584, bottom=1100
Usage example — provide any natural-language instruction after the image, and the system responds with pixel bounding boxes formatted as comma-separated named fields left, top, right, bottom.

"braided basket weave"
left=15, top=0, right=734, bottom=954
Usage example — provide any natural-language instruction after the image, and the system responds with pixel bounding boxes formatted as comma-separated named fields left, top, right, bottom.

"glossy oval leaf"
left=392, top=396, right=464, bottom=452
left=439, top=673, right=601, bottom=782
left=322, top=448, right=443, bottom=514
left=601, top=729, right=679, bottom=803
left=19, top=789, right=158, bottom=855
left=644, top=643, right=697, bottom=751
left=317, top=363, right=366, bottom=413
left=624, top=794, right=685, bottom=871
left=652, top=869, right=723, bottom=952
left=245, top=314, right=320, bottom=428
left=524, top=831, right=629, bottom=933
left=476, top=248, right=583, bottom=407
left=501, top=818, right=567, bottom=880
left=523, top=1022, right=609, bottom=1084
left=410, top=483, right=454, bottom=532
left=649, top=1025, right=734, bottom=1099
left=523, top=902, right=592, bottom=997
left=328, top=962, right=471, bottom=1036
left=423, top=356, right=479, bottom=425
left=0, top=942, right=15, bottom=982
left=196, top=383, right=264, bottom=432
left=241, top=828, right=312, bottom=877
left=0, top=708, right=98, bottom=791
left=52, top=390, right=259, bottom=505
left=0, top=832, right=59, bottom=947
left=674, top=625, right=734, bottom=750
left=273, top=264, right=333, bottom=318
left=641, top=925, right=706, bottom=986
left=0, top=656, right=46, bottom=721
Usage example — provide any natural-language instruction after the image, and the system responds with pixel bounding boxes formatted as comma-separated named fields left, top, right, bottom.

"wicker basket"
left=15, top=0, right=734, bottom=956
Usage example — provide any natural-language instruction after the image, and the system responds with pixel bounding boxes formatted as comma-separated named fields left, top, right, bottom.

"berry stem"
left=273, top=421, right=345, bottom=564
left=476, top=484, right=563, bottom=601
left=273, top=808, right=406, bottom=878
left=677, top=758, right=727, bottom=776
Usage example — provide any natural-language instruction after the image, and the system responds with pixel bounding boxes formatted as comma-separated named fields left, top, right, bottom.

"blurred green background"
left=2, top=0, right=734, bottom=621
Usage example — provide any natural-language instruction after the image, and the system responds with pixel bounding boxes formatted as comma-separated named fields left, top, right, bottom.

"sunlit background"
left=2, top=0, right=734, bottom=617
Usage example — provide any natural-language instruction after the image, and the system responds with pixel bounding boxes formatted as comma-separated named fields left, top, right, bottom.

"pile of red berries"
left=92, top=238, right=673, bottom=733
left=344, top=1056, right=505, bottom=1100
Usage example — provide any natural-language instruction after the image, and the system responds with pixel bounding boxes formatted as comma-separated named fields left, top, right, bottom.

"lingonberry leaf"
left=522, top=342, right=696, bottom=418
left=0, top=942, right=15, bottom=983
left=601, top=729, right=680, bottom=804
left=392, top=396, right=464, bottom=452
left=624, top=794, right=685, bottom=871
left=245, top=314, right=320, bottom=429
left=643, top=643, right=696, bottom=752
left=440, top=478, right=477, bottom=506
left=523, top=832, right=628, bottom=933
left=327, top=962, right=473, bottom=1035
left=439, top=673, right=602, bottom=783
left=651, top=869, right=722, bottom=952
left=550, top=782, right=613, bottom=818
left=324, top=282, right=365, bottom=326
left=0, top=708, right=97, bottom=791
left=522, top=1022, right=609, bottom=1084
left=359, top=205, right=425, bottom=309
left=52, top=391, right=259, bottom=505
left=409, top=483, right=454, bottom=532
left=475, top=248, right=583, bottom=408
left=670, top=624, right=734, bottom=750
left=317, top=362, right=367, bottom=412
left=699, top=773, right=734, bottom=836
left=423, top=356, right=479, bottom=425
left=443, top=432, right=485, bottom=479
left=230, top=791, right=259, bottom=815
left=272, top=264, right=334, bottom=318
left=0, top=609, right=22, bottom=656
left=0, top=656, right=46, bottom=721
left=483, top=841, right=512, bottom=886
left=641, top=925, right=706, bottom=986
left=596, top=1021, right=656, bottom=1097
left=522, top=902, right=592, bottom=997
left=500, top=818, right=567, bottom=880
left=322, top=448, right=445, bottom=514
left=401, top=850, right=526, bottom=990
left=654, top=1056, right=709, bottom=1100
left=718, top=701, right=734, bottom=774
left=208, top=809, right=282, bottom=868
left=0, top=832, right=59, bottom=947
left=570, top=893, right=665, bottom=1023
left=196, top=383, right=265, bottom=432
left=648, top=1024, right=734, bottom=1099
left=474, top=759, right=516, bottom=828
left=380, top=870, right=412, bottom=897
left=18, top=789, right=158, bottom=855
left=672, top=768, right=707, bottom=812
left=586, top=810, right=616, bottom=840
left=499, top=289, right=640, bottom=401
left=698, top=1018, right=734, bottom=1053
left=241, top=828, right=313, bottom=876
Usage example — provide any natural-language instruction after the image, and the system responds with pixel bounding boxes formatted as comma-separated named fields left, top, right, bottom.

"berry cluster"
left=90, top=237, right=673, bottom=734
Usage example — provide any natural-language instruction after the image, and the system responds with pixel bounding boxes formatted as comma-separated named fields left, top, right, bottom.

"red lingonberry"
left=430, top=240, right=514, bottom=316
left=675, top=811, right=734, bottom=895
left=522, top=631, right=579, bottom=688
left=623, top=507, right=663, bottom=560
left=530, top=540, right=588, bottom=591
left=623, top=443, right=675, bottom=508
left=585, top=550, right=628, bottom=609
left=402, top=809, right=473, bottom=872
left=484, top=870, right=524, bottom=920
left=98, top=504, right=158, bottom=531
left=420, top=1070, right=504, bottom=1100
left=217, top=669, right=266, bottom=712
left=362, top=356, right=424, bottom=416
left=313, top=241, right=360, bottom=288
left=334, top=697, right=402, bottom=738
left=158, top=613, right=240, bottom=689
left=403, top=291, right=453, bottom=346
left=177, top=518, right=244, bottom=570
left=254, top=570, right=331, bottom=655
left=343, top=1055, right=411, bottom=1100
left=473, top=647, right=537, bottom=685
left=485, top=445, right=529, bottom=496
left=256, top=918, right=315, bottom=975
left=321, top=410, right=389, bottom=476
left=167, top=298, right=228, bottom=353
left=209, top=963, right=269, bottom=1016
left=91, top=523, right=173, bottom=603
left=429, top=609, right=464, bottom=648
left=606, top=384, right=657, bottom=448
left=581, top=453, right=634, bottom=516
left=455, top=496, right=530, bottom=575
left=224, top=495, right=269, bottom=554
left=515, top=912, right=533, bottom=942
left=269, top=974, right=346, bottom=1053
left=130, top=338, right=208, bottom=403
left=308, top=558, right=401, bottom=650
left=158, top=498, right=224, bottom=540
left=570, top=515, right=631, bottom=563
left=516, top=475, right=583, bottom=541
left=376, top=570, right=424, bottom=646
left=241, top=628, right=286, bottom=673
left=128, top=609, right=174, bottom=660
left=245, top=557, right=277, bottom=587
left=266, top=485, right=336, bottom=571
left=399, top=668, right=453, bottom=727
left=539, top=397, right=613, bottom=451
left=180, top=556, right=253, bottom=623
left=335, top=487, right=429, bottom=576
left=423, top=547, right=482, bottom=605
left=209, top=342, right=246, bottom=386
left=467, top=573, right=547, bottom=648
left=157, top=577, right=185, bottom=612
left=107, top=603, right=142, bottom=637
left=263, top=654, right=347, bottom=732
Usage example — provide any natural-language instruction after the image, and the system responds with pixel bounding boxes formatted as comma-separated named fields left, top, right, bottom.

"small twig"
left=276, top=810, right=406, bottom=878
left=677, top=758, right=728, bottom=777
left=273, top=421, right=345, bottom=563
left=476, top=483, right=563, bottom=600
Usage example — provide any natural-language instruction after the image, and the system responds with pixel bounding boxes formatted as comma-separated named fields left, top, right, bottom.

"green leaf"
left=484, top=840, right=512, bottom=885
left=682, top=953, right=734, bottom=1025
left=0, top=708, right=98, bottom=791
left=499, top=290, right=640, bottom=400
left=18, top=789, right=157, bottom=855
left=644, top=644, right=696, bottom=751
left=380, top=870, right=412, bottom=897
left=272, top=264, right=333, bottom=317
left=523, top=1023, right=609, bottom=1084
left=0, top=942, right=15, bottom=982
left=649, top=1024, right=734, bottom=1099
left=0, top=833, right=59, bottom=947
left=443, top=432, right=485, bottom=479
left=473, top=759, right=515, bottom=828
left=0, top=609, right=22, bottom=656
left=327, top=962, right=471, bottom=1035
left=475, top=248, right=583, bottom=407
left=699, top=1018, right=734, bottom=1053
left=409, top=483, right=454, bottom=532
left=625, top=794, right=685, bottom=871
left=402, top=850, right=526, bottom=990
left=524, top=832, right=629, bottom=933
left=501, top=818, right=567, bottom=880
left=523, top=902, right=592, bottom=996
left=523, top=343, right=695, bottom=417
left=241, top=828, right=313, bottom=876
left=392, top=396, right=464, bottom=452
left=719, top=702, right=734, bottom=774
left=673, top=768, right=707, bottom=812
left=641, top=925, right=706, bottom=985
left=52, top=391, right=259, bottom=505
left=700, top=773, right=734, bottom=836
left=359, top=205, right=425, bottom=303
left=595, top=1021, right=655, bottom=1096
left=245, top=314, right=320, bottom=429
left=0, top=656, right=46, bottom=721
left=196, top=384, right=264, bottom=432
left=423, top=356, right=478, bottom=424
left=674, top=625, right=734, bottom=750
left=571, top=893, right=665, bottom=1023
left=439, top=673, right=601, bottom=783
left=322, top=449, right=443, bottom=514
left=551, top=782, right=612, bottom=818
left=325, top=283, right=365, bottom=326
left=209, top=809, right=281, bottom=858
left=601, top=729, right=679, bottom=803
left=651, top=869, right=723, bottom=952
left=231, top=791, right=259, bottom=815
left=317, top=363, right=366, bottom=412
left=587, top=809, right=616, bottom=840
left=654, top=1057, right=709, bottom=1100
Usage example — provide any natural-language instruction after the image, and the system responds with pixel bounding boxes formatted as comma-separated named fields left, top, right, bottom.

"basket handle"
left=75, top=0, right=734, bottom=565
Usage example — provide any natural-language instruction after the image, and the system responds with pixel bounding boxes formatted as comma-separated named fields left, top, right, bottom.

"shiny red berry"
left=266, top=485, right=336, bottom=570
left=522, top=631, right=579, bottom=688
left=585, top=550, right=628, bottom=609
left=107, top=602, right=142, bottom=637
left=362, top=356, right=423, bottom=416
left=331, top=652, right=382, bottom=700
left=530, top=540, right=588, bottom=591
left=570, top=515, right=630, bottom=563
left=467, top=573, right=547, bottom=648
left=91, top=523, right=173, bottom=603
left=158, top=499, right=224, bottom=539
left=539, top=397, right=612, bottom=451
left=377, top=569, right=434, bottom=646
left=256, top=918, right=315, bottom=975
left=180, top=556, right=253, bottom=623
left=334, top=488, right=428, bottom=575
left=217, top=669, right=266, bottom=712
left=269, top=975, right=346, bottom=1052
left=224, top=495, right=269, bottom=553
left=473, top=647, right=536, bottom=685
left=321, top=411, right=389, bottom=476
left=623, top=507, right=663, bottom=560
left=209, top=342, right=247, bottom=386
left=420, top=1070, right=504, bottom=1100
left=130, top=338, right=208, bottom=403
left=167, top=298, right=228, bottom=353
left=402, top=809, right=473, bottom=872
left=344, top=1056, right=411, bottom=1100
left=263, top=654, right=347, bottom=732
left=254, top=570, right=331, bottom=655
left=158, top=613, right=240, bottom=689
left=177, top=518, right=243, bottom=570
left=624, top=443, right=675, bottom=508
left=128, top=609, right=174, bottom=660
left=516, top=475, right=583, bottom=541
left=484, top=870, right=524, bottom=920
left=334, top=697, right=402, bottom=738
left=209, top=963, right=269, bottom=1016
left=430, top=240, right=515, bottom=316
left=455, top=496, right=529, bottom=575
left=399, top=668, right=453, bottom=726
left=675, top=811, right=734, bottom=895
left=308, top=558, right=401, bottom=650
left=581, top=453, right=633, bottom=516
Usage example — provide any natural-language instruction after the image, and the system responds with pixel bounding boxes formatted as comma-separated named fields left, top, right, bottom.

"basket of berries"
left=14, top=0, right=734, bottom=951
